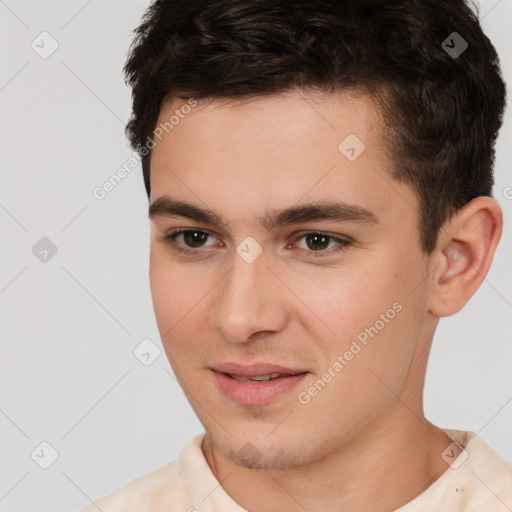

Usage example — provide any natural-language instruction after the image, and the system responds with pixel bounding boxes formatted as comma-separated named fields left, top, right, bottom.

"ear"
left=428, top=196, right=503, bottom=317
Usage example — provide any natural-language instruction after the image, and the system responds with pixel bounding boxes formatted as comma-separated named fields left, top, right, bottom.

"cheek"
left=291, top=266, right=390, bottom=332
left=149, top=250, right=175, bottom=325
left=149, top=248, right=199, bottom=352
left=149, top=246, right=202, bottom=314
left=294, top=256, right=422, bottom=365
left=295, top=267, right=424, bottom=428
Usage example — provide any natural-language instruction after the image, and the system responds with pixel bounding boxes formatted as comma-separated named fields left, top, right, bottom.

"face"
left=148, top=89, right=435, bottom=470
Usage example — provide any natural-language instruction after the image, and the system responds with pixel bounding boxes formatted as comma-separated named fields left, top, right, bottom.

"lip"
left=210, top=362, right=309, bottom=406
left=210, top=362, right=308, bottom=378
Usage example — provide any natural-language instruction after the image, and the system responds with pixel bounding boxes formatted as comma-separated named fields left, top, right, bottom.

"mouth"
left=211, top=364, right=309, bottom=406
left=224, top=372, right=299, bottom=383
left=210, top=361, right=308, bottom=378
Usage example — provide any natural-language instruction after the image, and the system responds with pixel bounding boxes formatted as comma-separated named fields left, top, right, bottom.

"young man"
left=81, top=0, right=511, bottom=510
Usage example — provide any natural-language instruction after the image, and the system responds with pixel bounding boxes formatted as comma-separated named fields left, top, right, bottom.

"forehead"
left=157, top=89, right=380, bottom=150
left=148, top=89, right=417, bottom=232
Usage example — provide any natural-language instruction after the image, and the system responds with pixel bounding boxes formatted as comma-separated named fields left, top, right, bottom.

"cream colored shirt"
left=80, top=429, right=512, bottom=511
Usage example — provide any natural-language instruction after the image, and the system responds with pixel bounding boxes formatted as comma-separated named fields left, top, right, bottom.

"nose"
left=212, top=247, right=288, bottom=344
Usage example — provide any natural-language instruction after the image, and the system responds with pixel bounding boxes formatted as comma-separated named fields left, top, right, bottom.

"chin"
left=206, top=426, right=318, bottom=471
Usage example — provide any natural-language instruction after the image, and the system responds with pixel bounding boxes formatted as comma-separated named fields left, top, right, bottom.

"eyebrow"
left=148, top=195, right=379, bottom=231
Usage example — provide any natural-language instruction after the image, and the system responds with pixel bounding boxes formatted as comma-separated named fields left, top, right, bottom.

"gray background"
left=0, top=1, right=511, bottom=510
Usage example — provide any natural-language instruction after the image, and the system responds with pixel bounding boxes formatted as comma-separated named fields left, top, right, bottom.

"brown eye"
left=159, top=229, right=218, bottom=253
left=182, top=230, right=209, bottom=248
left=304, top=233, right=330, bottom=251
left=293, top=231, right=353, bottom=258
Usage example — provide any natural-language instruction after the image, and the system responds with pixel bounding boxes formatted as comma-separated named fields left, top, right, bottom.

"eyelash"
left=157, top=229, right=353, bottom=258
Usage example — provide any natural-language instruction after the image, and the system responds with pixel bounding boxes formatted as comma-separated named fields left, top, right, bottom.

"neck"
left=201, top=407, right=456, bottom=512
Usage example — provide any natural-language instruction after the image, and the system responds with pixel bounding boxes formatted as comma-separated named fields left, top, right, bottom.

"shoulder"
left=441, top=429, right=512, bottom=511
left=79, top=459, right=184, bottom=512
left=475, top=440, right=512, bottom=505
left=79, top=435, right=205, bottom=512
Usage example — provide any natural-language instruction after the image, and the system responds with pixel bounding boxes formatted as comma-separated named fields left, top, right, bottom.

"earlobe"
left=428, top=197, right=503, bottom=317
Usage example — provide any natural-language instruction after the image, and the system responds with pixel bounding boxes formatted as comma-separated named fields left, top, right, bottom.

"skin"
left=148, top=88, right=502, bottom=512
